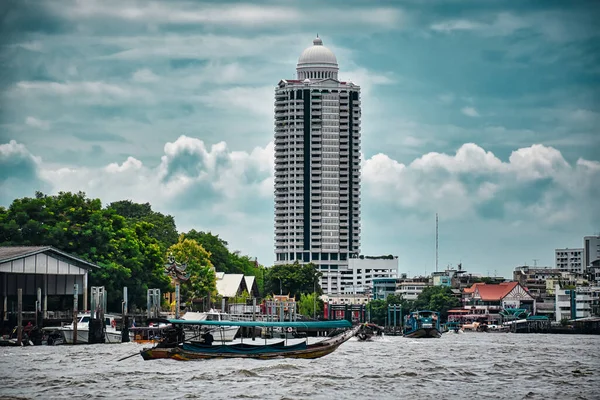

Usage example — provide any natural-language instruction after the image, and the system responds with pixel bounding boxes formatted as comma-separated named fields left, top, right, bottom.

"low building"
left=396, top=281, right=429, bottom=301
left=320, top=293, right=370, bottom=305
left=0, top=246, right=98, bottom=329
left=554, top=285, right=600, bottom=322
left=344, top=256, right=399, bottom=295
left=372, top=277, right=398, bottom=300
left=461, top=282, right=536, bottom=323
left=514, top=266, right=563, bottom=298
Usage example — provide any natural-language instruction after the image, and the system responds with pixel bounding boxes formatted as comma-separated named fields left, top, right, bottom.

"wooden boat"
left=140, top=319, right=358, bottom=361
left=403, top=310, right=442, bottom=338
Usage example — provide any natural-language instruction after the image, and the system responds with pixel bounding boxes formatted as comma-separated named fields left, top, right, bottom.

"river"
left=1, top=333, right=598, bottom=399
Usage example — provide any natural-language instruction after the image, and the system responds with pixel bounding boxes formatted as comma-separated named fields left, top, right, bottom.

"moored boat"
left=403, top=310, right=442, bottom=338
left=48, top=313, right=131, bottom=344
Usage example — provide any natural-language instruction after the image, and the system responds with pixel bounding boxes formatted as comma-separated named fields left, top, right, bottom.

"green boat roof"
left=168, top=319, right=352, bottom=329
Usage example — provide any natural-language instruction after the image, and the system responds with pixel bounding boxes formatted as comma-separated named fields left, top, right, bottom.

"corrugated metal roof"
left=0, top=246, right=51, bottom=260
left=0, top=246, right=98, bottom=268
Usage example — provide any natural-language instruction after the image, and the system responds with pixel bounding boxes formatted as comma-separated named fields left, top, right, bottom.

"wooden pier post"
left=17, top=288, right=22, bottom=346
left=73, top=284, right=78, bottom=345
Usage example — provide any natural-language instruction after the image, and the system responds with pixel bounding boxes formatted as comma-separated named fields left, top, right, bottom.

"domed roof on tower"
left=297, top=36, right=338, bottom=67
left=296, top=36, right=339, bottom=80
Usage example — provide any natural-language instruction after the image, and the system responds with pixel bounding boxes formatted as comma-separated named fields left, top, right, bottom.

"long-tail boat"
left=140, top=319, right=358, bottom=361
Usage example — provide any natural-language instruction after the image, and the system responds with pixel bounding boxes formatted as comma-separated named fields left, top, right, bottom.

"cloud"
left=0, top=140, right=49, bottom=204
left=45, top=1, right=404, bottom=30
left=429, top=11, right=600, bottom=42
left=11, top=81, right=153, bottom=105
left=132, top=69, right=159, bottom=83
left=362, top=143, right=600, bottom=225
left=461, top=107, right=480, bottom=117
left=25, top=117, right=50, bottom=130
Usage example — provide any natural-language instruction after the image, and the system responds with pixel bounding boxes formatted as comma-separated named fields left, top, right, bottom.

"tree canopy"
left=167, top=236, right=216, bottom=305
left=264, top=262, right=322, bottom=300
left=0, top=192, right=265, bottom=311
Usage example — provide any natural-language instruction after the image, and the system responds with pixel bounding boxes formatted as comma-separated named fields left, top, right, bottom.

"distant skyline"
left=1, top=0, right=599, bottom=278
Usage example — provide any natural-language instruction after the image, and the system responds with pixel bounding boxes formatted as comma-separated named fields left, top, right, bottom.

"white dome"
left=297, top=37, right=338, bottom=67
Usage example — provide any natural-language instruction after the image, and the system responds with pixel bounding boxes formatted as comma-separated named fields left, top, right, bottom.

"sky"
left=1, top=0, right=599, bottom=278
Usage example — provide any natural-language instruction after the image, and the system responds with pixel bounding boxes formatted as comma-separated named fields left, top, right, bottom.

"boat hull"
left=404, top=328, right=442, bottom=339
left=61, top=329, right=129, bottom=344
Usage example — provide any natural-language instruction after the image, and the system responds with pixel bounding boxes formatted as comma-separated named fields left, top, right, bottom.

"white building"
left=342, top=257, right=399, bottom=295
left=396, top=281, right=430, bottom=301
left=554, top=285, right=599, bottom=322
left=273, top=36, right=361, bottom=295
left=555, top=248, right=584, bottom=273
left=584, top=235, right=600, bottom=268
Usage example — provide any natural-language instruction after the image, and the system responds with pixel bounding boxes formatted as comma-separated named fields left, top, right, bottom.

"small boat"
left=355, top=323, right=384, bottom=341
left=403, top=310, right=442, bottom=338
left=48, top=313, right=131, bottom=344
left=140, top=319, right=358, bottom=361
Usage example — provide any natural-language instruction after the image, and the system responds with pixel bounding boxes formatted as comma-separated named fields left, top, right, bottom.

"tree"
left=109, top=200, right=178, bottom=250
left=368, top=299, right=387, bottom=325
left=297, top=292, right=323, bottom=318
left=265, top=262, right=322, bottom=300
left=413, top=286, right=460, bottom=320
left=167, top=236, right=216, bottom=305
left=182, top=230, right=231, bottom=272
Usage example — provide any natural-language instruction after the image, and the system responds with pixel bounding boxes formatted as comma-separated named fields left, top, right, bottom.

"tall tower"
left=274, top=37, right=361, bottom=294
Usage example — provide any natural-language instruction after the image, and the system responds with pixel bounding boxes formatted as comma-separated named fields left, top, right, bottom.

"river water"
left=1, top=333, right=598, bottom=399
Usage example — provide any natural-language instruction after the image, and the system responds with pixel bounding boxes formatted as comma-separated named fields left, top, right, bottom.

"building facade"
left=274, top=37, right=361, bottom=295
left=344, top=257, right=398, bottom=295
left=555, top=248, right=584, bottom=273
left=584, top=235, right=600, bottom=269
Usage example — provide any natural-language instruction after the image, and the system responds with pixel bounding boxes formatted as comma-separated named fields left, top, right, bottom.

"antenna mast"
left=435, top=213, right=439, bottom=273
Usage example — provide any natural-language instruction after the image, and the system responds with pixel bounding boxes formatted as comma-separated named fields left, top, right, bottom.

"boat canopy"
left=168, top=319, right=352, bottom=329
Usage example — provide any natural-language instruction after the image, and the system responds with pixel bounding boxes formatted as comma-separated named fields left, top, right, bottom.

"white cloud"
left=362, top=142, right=600, bottom=224
left=431, top=19, right=485, bottom=32
left=12, top=81, right=153, bottom=105
left=429, top=11, right=599, bottom=42
left=25, top=116, right=51, bottom=130
left=461, top=107, right=480, bottom=117
left=48, top=1, right=404, bottom=30
left=132, top=69, right=159, bottom=83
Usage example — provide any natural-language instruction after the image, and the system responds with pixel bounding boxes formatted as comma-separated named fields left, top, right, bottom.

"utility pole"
left=533, top=259, right=539, bottom=268
left=435, top=213, right=439, bottom=273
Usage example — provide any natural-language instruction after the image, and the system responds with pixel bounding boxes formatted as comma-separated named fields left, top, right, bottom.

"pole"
left=175, top=284, right=180, bottom=319
left=436, top=213, right=439, bottom=273
left=313, top=280, right=317, bottom=319
left=73, top=284, right=78, bottom=345
left=17, top=289, right=22, bottom=346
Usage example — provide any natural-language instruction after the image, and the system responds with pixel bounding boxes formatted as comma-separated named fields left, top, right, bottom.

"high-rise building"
left=583, top=235, right=600, bottom=268
left=274, top=37, right=361, bottom=294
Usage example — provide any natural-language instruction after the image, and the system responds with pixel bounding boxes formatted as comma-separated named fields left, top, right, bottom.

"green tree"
left=368, top=299, right=387, bottom=325
left=265, top=262, right=322, bottom=299
left=167, top=236, right=216, bottom=304
left=297, top=292, right=323, bottom=319
left=109, top=200, right=178, bottom=250
left=0, top=192, right=172, bottom=310
left=413, top=286, right=460, bottom=320
left=183, top=230, right=231, bottom=272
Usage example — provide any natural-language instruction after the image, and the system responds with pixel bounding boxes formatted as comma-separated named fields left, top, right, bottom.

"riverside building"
left=273, top=36, right=362, bottom=294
